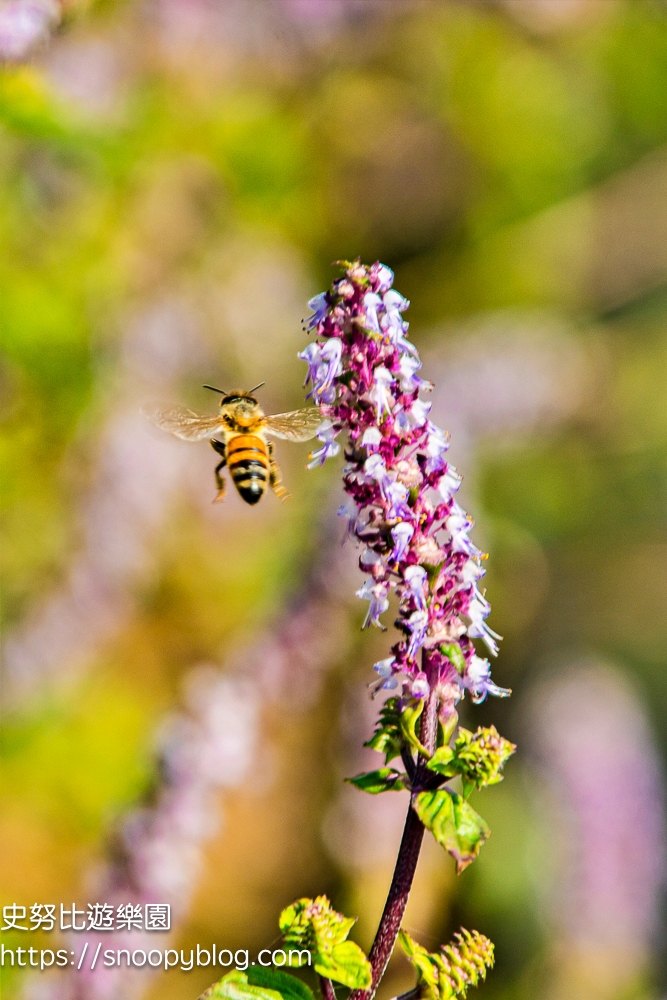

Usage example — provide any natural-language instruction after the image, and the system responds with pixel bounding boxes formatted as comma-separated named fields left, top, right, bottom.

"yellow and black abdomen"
left=227, top=434, right=269, bottom=505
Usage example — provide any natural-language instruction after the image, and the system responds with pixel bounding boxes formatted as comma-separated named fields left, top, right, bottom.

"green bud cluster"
left=399, top=928, right=494, bottom=1000
left=279, top=896, right=371, bottom=990
left=452, top=725, right=516, bottom=792
left=425, top=724, right=515, bottom=798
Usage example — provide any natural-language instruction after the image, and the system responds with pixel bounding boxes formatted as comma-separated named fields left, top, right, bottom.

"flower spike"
left=299, top=260, right=508, bottom=716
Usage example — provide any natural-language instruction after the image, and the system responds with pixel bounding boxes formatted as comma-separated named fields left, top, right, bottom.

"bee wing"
left=143, top=403, right=225, bottom=442
left=264, top=408, right=324, bottom=442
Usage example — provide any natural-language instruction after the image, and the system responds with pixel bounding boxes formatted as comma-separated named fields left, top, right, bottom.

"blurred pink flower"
left=3, top=298, right=208, bottom=707
left=529, top=661, right=665, bottom=960
left=0, top=0, right=59, bottom=61
left=23, top=519, right=358, bottom=1000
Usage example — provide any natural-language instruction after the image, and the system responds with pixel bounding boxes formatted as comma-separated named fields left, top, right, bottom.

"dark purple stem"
left=319, top=976, right=337, bottom=1000
left=351, top=673, right=439, bottom=1000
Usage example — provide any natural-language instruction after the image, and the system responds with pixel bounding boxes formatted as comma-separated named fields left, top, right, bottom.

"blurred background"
left=2, top=1, right=667, bottom=999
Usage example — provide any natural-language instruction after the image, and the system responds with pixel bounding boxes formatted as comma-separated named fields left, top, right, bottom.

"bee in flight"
left=144, top=383, right=323, bottom=505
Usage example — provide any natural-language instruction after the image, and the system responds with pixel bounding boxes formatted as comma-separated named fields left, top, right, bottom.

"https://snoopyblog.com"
left=1, top=903, right=311, bottom=974
left=0, top=944, right=311, bottom=973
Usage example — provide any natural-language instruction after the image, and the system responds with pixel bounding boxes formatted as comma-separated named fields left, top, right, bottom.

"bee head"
left=221, top=390, right=256, bottom=405
left=204, top=383, right=264, bottom=407
left=217, top=385, right=265, bottom=428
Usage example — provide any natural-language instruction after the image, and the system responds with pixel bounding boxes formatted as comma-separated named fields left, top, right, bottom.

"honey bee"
left=144, top=383, right=323, bottom=505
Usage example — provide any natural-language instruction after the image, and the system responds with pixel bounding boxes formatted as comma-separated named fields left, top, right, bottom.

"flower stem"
left=351, top=681, right=439, bottom=1000
left=319, top=976, right=337, bottom=1000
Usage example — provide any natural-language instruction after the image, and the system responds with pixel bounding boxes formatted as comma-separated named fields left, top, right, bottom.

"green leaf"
left=426, top=746, right=456, bottom=777
left=317, top=941, right=374, bottom=990
left=364, top=697, right=402, bottom=763
left=438, top=644, right=466, bottom=676
left=400, top=698, right=430, bottom=758
left=279, top=896, right=372, bottom=990
left=461, top=777, right=476, bottom=801
left=200, top=971, right=283, bottom=1000
left=364, top=696, right=434, bottom=764
left=413, top=790, right=490, bottom=873
left=247, top=967, right=315, bottom=1000
left=346, top=768, right=407, bottom=794
left=422, top=562, right=443, bottom=587
left=437, top=711, right=459, bottom=749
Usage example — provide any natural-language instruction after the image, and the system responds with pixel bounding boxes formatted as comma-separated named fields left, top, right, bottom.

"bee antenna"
left=248, top=382, right=265, bottom=394
left=203, top=385, right=227, bottom=394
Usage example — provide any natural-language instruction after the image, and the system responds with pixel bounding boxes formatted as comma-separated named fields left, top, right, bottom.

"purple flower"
left=308, top=420, right=341, bottom=468
left=371, top=262, right=394, bottom=293
left=372, top=656, right=399, bottom=694
left=391, top=522, right=414, bottom=561
left=337, top=498, right=358, bottom=543
left=298, top=338, right=343, bottom=404
left=306, top=292, right=329, bottom=329
left=299, top=260, right=508, bottom=706
left=463, top=655, right=511, bottom=703
left=404, top=565, right=428, bottom=611
left=411, top=672, right=430, bottom=699
left=409, top=397, right=432, bottom=427
left=362, top=426, right=382, bottom=451
left=356, top=578, right=390, bottom=629
left=466, top=594, right=502, bottom=657
left=424, top=426, right=450, bottom=474
left=406, top=609, right=429, bottom=658
left=383, top=478, right=412, bottom=521
left=382, top=291, right=410, bottom=344
left=436, top=467, right=462, bottom=502
left=364, top=452, right=388, bottom=485
left=398, top=355, right=423, bottom=393
left=363, top=292, right=383, bottom=333
left=368, top=366, right=395, bottom=421
left=382, top=291, right=418, bottom=357
left=446, top=503, right=478, bottom=556
left=299, top=342, right=323, bottom=387
left=459, top=555, right=486, bottom=588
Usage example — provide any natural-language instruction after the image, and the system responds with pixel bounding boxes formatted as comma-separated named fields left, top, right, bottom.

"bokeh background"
left=2, top=2, right=667, bottom=999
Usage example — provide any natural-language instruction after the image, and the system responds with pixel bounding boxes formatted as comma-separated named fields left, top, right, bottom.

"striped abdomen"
left=227, top=434, right=269, bottom=505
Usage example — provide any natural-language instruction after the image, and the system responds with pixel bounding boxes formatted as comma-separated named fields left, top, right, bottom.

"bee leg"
left=268, top=443, right=290, bottom=502
left=210, top=439, right=227, bottom=504
left=213, top=462, right=227, bottom=503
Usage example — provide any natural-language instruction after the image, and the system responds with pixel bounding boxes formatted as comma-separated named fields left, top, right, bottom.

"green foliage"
left=247, top=967, right=315, bottom=1000
left=200, top=970, right=283, bottom=1000
left=398, top=928, right=494, bottom=1000
left=360, top=708, right=513, bottom=802
left=200, top=967, right=317, bottom=1000
left=413, top=790, right=490, bottom=873
left=453, top=726, right=516, bottom=797
left=438, top=643, right=467, bottom=676
left=400, top=697, right=431, bottom=758
left=438, top=711, right=459, bottom=748
left=363, top=694, right=430, bottom=773
left=425, top=747, right=457, bottom=778
left=346, top=767, right=408, bottom=794
left=279, top=896, right=371, bottom=990
left=0, top=67, right=73, bottom=141
left=0, top=675, right=151, bottom=835
left=427, top=726, right=516, bottom=798
left=364, top=697, right=402, bottom=763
